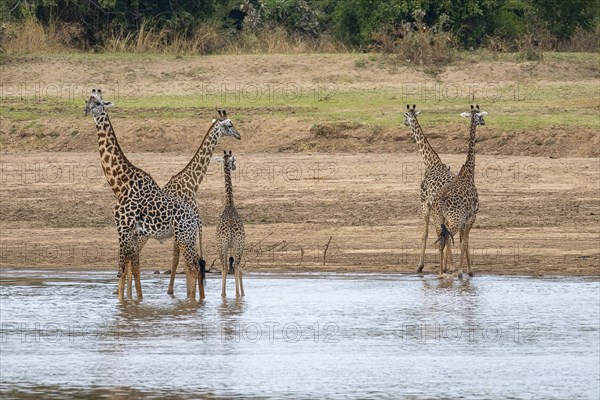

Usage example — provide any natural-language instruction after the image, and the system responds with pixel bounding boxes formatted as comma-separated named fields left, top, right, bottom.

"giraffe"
left=130, top=109, right=241, bottom=296
left=216, top=150, right=245, bottom=297
left=84, top=89, right=205, bottom=301
left=432, top=105, right=487, bottom=279
left=403, top=104, right=455, bottom=273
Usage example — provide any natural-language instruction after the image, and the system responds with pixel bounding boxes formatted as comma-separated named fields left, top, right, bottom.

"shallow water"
left=0, top=271, right=599, bottom=399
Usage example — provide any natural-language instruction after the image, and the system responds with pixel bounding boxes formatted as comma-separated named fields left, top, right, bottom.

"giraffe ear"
left=460, top=112, right=470, bottom=118
left=212, top=156, right=224, bottom=163
left=477, top=111, right=488, bottom=117
left=415, top=111, right=421, bottom=116
left=103, top=101, right=114, bottom=107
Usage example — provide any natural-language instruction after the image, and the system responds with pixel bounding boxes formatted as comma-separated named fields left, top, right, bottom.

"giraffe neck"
left=224, top=162, right=234, bottom=207
left=458, top=117, right=478, bottom=182
left=94, top=112, right=137, bottom=197
left=409, top=118, right=442, bottom=168
left=165, top=122, right=219, bottom=195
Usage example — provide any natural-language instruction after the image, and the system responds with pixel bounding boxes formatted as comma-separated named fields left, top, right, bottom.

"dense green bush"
left=260, top=0, right=322, bottom=36
left=3, top=0, right=217, bottom=46
left=531, top=0, right=598, bottom=39
left=1, top=0, right=598, bottom=50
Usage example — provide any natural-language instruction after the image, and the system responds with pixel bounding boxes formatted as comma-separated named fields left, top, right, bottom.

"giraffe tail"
left=228, top=256, right=235, bottom=275
left=435, top=224, right=454, bottom=250
left=199, top=258, right=206, bottom=281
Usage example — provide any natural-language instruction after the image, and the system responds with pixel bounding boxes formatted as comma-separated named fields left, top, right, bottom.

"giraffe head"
left=84, top=89, right=113, bottom=117
left=403, top=104, right=421, bottom=126
left=212, top=109, right=241, bottom=140
left=222, top=150, right=237, bottom=171
left=460, top=105, right=487, bottom=126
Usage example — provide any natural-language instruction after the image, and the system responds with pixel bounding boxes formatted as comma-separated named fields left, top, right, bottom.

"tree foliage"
left=1, top=0, right=598, bottom=49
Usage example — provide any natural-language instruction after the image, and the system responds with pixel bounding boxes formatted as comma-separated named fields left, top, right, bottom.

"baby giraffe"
left=216, top=150, right=245, bottom=297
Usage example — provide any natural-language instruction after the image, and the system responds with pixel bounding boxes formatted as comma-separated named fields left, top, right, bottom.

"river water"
left=1, top=271, right=598, bottom=399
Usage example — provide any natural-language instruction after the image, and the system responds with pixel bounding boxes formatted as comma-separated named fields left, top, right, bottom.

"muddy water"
left=0, top=271, right=598, bottom=399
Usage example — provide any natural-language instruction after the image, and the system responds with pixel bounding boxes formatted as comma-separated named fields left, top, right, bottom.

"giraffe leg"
left=233, top=256, right=240, bottom=297
left=437, top=221, right=457, bottom=277
left=126, top=263, right=133, bottom=299
left=117, top=234, right=134, bottom=301
left=132, top=253, right=143, bottom=300
left=184, top=262, right=193, bottom=299
left=182, top=255, right=198, bottom=301
left=187, top=262, right=199, bottom=301
left=461, top=231, right=473, bottom=277
left=465, top=241, right=473, bottom=277
left=183, top=252, right=194, bottom=299
left=117, top=268, right=126, bottom=301
left=197, top=225, right=205, bottom=299
left=198, top=258, right=205, bottom=300
left=236, top=246, right=244, bottom=297
left=464, top=215, right=476, bottom=277
left=129, top=236, right=148, bottom=298
left=185, top=267, right=191, bottom=297
left=438, top=245, right=445, bottom=277
left=458, top=227, right=473, bottom=278
left=444, top=245, right=454, bottom=273
left=114, top=211, right=145, bottom=300
left=116, top=242, right=126, bottom=299
left=221, top=266, right=228, bottom=298
left=175, top=241, right=194, bottom=299
left=417, top=204, right=430, bottom=273
left=445, top=218, right=460, bottom=276
left=457, top=229, right=467, bottom=280
left=218, top=241, right=228, bottom=297
left=237, top=269, right=244, bottom=297
left=176, top=233, right=200, bottom=301
left=168, top=240, right=180, bottom=295
left=234, top=272, right=239, bottom=297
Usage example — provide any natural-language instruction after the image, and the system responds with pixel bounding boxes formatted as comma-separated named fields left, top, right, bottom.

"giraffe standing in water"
left=216, top=151, right=246, bottom=297
left=130, top=109, right=241, bottom=296
left=432, top=105, right=487, bottom=278
left=84, top=89, right=204, bottom=300
left=403, top=105, right=455, bottom=273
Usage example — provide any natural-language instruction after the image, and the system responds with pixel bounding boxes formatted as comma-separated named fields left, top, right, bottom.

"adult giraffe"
left=84, top=89, right=204, bottom=300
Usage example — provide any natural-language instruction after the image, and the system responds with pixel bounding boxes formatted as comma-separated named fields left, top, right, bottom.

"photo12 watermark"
left=0, top=82, right=141, bottom=104
left=198, top=82, right=340, bottom=104
left=400, top=81, right=540, bottom=103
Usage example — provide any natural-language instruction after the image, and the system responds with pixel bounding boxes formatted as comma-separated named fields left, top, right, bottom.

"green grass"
left=1, top=109, right=38, bottom=121
left=1, top=76, right=598, bottom=133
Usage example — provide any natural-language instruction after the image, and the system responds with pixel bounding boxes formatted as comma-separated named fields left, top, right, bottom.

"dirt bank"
left=1, top=152, right=598, bottom=276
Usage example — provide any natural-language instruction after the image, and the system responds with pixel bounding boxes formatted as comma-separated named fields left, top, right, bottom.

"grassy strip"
left=2, top=83, right=598, bottom=132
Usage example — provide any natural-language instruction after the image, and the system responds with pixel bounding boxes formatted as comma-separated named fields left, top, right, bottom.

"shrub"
left=369, top=10, right=455, bottom=65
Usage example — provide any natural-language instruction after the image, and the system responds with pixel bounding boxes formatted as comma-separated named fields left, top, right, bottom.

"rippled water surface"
left=1, top=271, right=599, bottom=399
